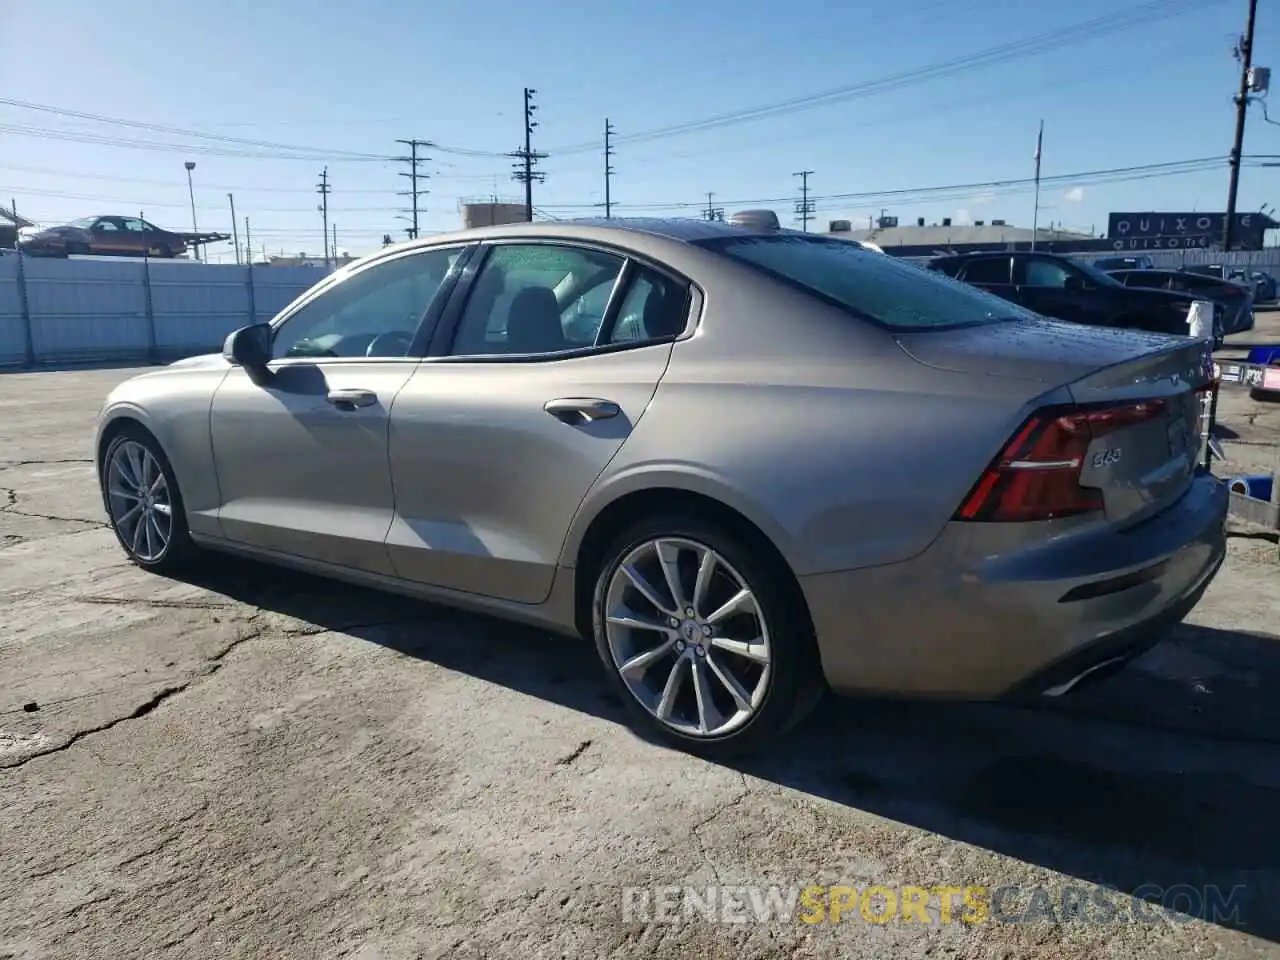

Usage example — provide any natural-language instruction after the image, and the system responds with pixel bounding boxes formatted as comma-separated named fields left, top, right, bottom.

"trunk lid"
left=897, top=317, right=1213, bottom=526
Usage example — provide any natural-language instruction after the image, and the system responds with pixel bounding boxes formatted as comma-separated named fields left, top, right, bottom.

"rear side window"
left=961, top=257, right=1012, bottom=284
left=701, top=235, right=1026, bottom=331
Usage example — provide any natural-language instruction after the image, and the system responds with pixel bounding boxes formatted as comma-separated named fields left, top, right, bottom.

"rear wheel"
left=101, top=424, right=199, bottom=572
left=67, top=241, right=90, bottom=257
left=590, top=513, right=822, bottom=757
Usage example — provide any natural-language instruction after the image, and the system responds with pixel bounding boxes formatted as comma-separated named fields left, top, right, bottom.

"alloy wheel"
left=106, top=440, right=173, bottom=562
left=603, top=537, right=772, bottom=738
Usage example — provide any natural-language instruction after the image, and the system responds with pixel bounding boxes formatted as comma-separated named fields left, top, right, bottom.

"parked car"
left=1181, top=263, right=1275, bottom=304
left=927, top=251, right=1222, bottom=345
left=1253, top=270, right=1278, bottom=304
left=1091, top=255, right=1156, bottom=272
left=18, top=215, right=189, bottom=258
left=1106, top=268, right=1254, bottom=335
left=95, top=219, right=1227, bottom=756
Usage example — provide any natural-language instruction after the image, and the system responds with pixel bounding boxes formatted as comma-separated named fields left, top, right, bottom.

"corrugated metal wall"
left=0, top=254, right=327, bottom=368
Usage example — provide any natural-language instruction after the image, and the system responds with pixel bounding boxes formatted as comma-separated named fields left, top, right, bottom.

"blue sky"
left=2, top=0, right=1277, bottom=259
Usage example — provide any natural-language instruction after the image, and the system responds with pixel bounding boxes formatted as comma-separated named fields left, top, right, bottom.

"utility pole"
left=395, top=139, right=431, bottom=239
left=184, top=161, right=198, bottom=261
left=793, top=170, right=815, bottom=231
left=1225, top=0, right=1259, bottom=251
left=1031, top=120, right=1044, bottom=251
left=510, top=88, right=547, bottom=222
left=227, top=193, right=240, bottom=265
left=604, top=118, right=616, bottom=218
left=316, top=166, right=330, bottom=269
left=244, top=217, right=251, bottom=265
left=704, top=192, right=724, bottom=222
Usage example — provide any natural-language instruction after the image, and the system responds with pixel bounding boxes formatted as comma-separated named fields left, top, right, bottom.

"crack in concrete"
left=688, top=773, right=751, bottom=884
left=0, top=487, right=106, bottom=528
left=0, top=458, right=95, bottom=472
left=555, top=739, right=593, bottom=766
left=1, top=623, right=266, bottom=771
left=70, top=594, right=239, bottom=611
left=1, top=683, right=193, bottom=770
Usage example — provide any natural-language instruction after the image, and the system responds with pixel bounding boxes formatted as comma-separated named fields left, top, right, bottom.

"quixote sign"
left=1106, top=212, right=1270, bottom=250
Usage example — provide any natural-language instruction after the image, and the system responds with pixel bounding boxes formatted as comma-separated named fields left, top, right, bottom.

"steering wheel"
left=365, top=330, right=414, bottom=357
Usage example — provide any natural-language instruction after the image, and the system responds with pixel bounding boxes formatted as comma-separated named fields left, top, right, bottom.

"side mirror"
left=223, top=323, right=274, bottom=379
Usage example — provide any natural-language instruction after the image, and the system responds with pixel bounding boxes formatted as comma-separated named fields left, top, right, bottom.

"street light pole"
left=184, top=161, right=198, bottom=261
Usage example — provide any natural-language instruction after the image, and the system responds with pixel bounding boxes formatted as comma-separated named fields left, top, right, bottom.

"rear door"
left=385, top=241, right=692, bottom=603
left=956, top=255, right=1016, bottom=302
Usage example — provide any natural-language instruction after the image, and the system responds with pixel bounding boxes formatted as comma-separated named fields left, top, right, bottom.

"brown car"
left=18, top=215, right=189, bottom=258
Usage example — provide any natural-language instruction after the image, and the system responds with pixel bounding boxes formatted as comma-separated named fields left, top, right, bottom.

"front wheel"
left=101, top=425, right=199, bottom=572
left=590, top=514, right=822, bottom=757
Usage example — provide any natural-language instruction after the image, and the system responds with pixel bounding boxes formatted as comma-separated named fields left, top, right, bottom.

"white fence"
left=1071, top=247, right=1280, bottom=272
left=0, top=253, right=330, bottom=368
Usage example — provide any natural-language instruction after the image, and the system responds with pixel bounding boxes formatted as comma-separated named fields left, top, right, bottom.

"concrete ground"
left=3, top=337, right=1280, bottom=959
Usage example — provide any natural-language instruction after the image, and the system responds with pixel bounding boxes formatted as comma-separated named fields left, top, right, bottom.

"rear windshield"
left=698, top=234, right=1031, bottom=331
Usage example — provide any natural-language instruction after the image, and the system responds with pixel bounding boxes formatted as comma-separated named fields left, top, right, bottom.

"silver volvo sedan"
left=95, top=217, right=1227, bottom=756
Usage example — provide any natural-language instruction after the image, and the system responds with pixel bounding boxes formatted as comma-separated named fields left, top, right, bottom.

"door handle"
left=326, top=388, right=378, bottom=410
left=544, top=397, right=620, bottom=424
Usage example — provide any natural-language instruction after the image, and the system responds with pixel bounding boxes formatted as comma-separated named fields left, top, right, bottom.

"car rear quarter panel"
left=96, top=357, right=231, bottom=537
left=561, top=271, right=1060, bottom=578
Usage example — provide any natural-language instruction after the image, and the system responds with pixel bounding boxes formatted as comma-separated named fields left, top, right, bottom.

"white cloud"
left=969, top=191, right=998, bottom=206
left=952, top=209, right=972, bottom=226
left=1063, top=186, right=1085, bottom=204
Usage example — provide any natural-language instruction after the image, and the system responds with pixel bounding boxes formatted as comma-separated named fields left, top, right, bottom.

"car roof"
left=381, top=217, right=783, bottom=255
left=930, top=250, right=1066, bottom=261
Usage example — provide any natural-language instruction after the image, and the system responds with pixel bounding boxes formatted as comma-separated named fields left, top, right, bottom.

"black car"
left=1106, top=268, right=1253, bottom=335
left=927, top=252, right=1221, bottom=345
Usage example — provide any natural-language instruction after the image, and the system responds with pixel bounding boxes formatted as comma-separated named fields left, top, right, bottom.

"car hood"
left=894, top=315, right=1195, bottom=385
left=167, top=352, right=230, bottom=370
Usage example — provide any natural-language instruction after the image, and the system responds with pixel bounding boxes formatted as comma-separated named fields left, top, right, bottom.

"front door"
left=1013, top=256, right=1112, bottom=326
left=385, top=241, right=691, bottom=603
left=210, top=244, right=469, bottom=573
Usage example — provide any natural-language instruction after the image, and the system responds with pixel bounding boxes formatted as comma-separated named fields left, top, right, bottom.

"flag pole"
left=1031, top=120, right=1044, bottom=251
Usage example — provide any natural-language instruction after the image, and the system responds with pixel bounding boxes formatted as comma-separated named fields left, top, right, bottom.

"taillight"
left=956, top=399, right=1167, bottom=522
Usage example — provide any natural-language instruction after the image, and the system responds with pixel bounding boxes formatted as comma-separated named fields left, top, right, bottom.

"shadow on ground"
left=179, top=555, right=1280, bottom=942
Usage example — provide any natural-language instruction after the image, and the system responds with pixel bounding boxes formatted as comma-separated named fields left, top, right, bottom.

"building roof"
left=825, top=223, right=1091, bottom=249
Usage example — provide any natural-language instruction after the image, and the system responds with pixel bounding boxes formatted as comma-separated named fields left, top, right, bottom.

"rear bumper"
left=801, top=473, right=1228, bottom=699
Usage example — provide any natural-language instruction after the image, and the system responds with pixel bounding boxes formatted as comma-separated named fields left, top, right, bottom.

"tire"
left=590, top=512, right=823, bottom=758
left=67, top=242, right=90, bottom=257
left=152, top=244, right=171, bottom=258
left=100, top=423, right=200, bottom=573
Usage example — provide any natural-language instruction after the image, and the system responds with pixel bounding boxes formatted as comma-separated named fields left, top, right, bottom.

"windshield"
left=699, top=234, right=1031, bottom=331
left=65, top=217, right=97, bottom=229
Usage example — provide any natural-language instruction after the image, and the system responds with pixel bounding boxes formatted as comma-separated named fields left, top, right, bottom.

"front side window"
left=699, top=234, right=1026, bottom=330
left=1023, top=258, right=1073, bottom=288
left=272, top=246, right=462, bottom=360
left=94, top=219, right=120, bottom=233
left=449, top=244, right=624, bottom=356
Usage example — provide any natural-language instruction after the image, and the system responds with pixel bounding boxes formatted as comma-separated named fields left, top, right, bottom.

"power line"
left=510, top=88, right=547, bottom=221
left=793, top=171, right=814, bottom=231
left=395, top=139, right=431, bottom=239
left=546, top=0, right=1224, bottom=155
left=535, top=156, right=1237, bottom=214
